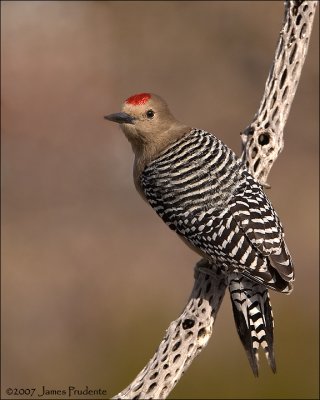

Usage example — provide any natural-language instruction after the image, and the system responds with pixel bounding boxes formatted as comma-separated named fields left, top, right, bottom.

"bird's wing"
left=229, top=174, right=294, bottom=285
left=176, top=205, right=292, bottom=292
left=230, top=173, right=283, bottom=256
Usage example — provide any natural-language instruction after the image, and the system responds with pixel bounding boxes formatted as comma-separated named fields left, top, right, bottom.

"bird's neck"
left=133, top=124, right=191, bottom=195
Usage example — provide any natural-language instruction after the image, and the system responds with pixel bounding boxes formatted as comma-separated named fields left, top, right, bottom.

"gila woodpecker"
left=104, top=92, right=294, bottom=376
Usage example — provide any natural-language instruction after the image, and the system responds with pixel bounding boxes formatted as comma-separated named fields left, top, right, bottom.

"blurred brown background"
left=1, top=1, right=319, bottom=399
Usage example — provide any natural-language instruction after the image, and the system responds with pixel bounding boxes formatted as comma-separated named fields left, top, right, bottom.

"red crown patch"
left=125, top=93, right=151, bottom=105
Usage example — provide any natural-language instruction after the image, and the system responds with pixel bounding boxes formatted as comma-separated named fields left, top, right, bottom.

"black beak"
left=104, top=112, right=135, bottom=124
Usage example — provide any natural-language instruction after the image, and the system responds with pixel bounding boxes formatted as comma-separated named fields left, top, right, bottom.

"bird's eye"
left=146, top=109, right=155, bottom=119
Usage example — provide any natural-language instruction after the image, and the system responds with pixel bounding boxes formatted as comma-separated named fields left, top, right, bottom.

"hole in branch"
left=267, top=147, right=275, bottom=155
left=280, top=68, right=287, bottom=89
left=164, top=373, right=171, bottom=381
left=172, top=341, right=181, bottom=352
left=296, top=14, right=302, bottom=25
left=300, top=23, right=307, bottom=38
left=188, top=343, right=194, bottom=352
left=161, top=354, right=168, bottom=362
left=253, top=158, right=261, bottom=172
left=198, top=327, right=206, bottom=339
left=162, top=343, right=169, bottom=354
left=293, top=61, right=299, bottom=76
left=173, top=330, right=180, bottom=340
left=289, top=42, right=297, bottom=64
left=251, top=147, right=258, bottom=159
left=272, top=106, right=279, bottom=120
left=270, top=91, right=277, bottom=108
left=173, top=354, right=181, bottom=364
left=282, top=86, right=288, bottom=101
left=184, top=331, right=193, bottom=340
left=160, top=387, right=168, bottom=398
left=269, top=77, right=275, bottom=93
left=182, top=319, right=195, bottom=329
left=149, top=372, right=158, bottom=380
left=262, top=109, right=268, bottom=120
left=146, top=382, right=157, bottom=394
left=258, top=133, right=270, bottom=146
left=292, top=1, right=303, bottom=16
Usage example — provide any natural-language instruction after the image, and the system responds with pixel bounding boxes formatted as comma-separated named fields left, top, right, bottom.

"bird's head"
left=105, top=93, right=190, bottom=159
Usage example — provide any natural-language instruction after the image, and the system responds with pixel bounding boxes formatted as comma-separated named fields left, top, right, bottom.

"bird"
left=104, top=92, right=294, bottom=376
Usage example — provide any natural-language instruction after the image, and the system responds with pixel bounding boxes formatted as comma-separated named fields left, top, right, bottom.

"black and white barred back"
left=140, top=129, right=294, bottom=293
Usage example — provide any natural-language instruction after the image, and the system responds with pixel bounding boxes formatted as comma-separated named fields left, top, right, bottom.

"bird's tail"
left=228, top=272, right=276, bottom=377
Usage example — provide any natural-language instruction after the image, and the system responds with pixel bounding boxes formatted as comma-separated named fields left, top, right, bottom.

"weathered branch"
left=114, top=261, right=227, bottom=399
left=241, top=0, right=318, bottom=185
left=113, top=2, right=317, bottom=398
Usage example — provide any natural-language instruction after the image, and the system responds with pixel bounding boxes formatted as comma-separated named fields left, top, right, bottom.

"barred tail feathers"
left=228, top=273, right=276, bottom=376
